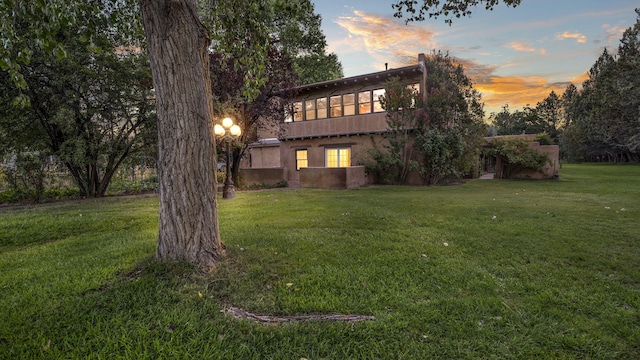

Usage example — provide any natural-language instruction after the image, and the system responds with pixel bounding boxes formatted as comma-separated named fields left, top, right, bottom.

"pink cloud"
left=556, top=31, right=587, bottom=43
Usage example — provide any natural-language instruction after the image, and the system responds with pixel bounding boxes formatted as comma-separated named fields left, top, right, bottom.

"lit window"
left=373, top=89, right=385, bottom=112
left=317, top=98, right=327, bottom=119
left=293, top=102, right=303, bottom=121
left=325, top=147, right=351, bottom=168
left=358, top=91, right=371, bottom=114
left=296, top=149, right=308, bottom=170
left=330, top=96, right=342, bottom=117
left=305, top=100, right=316, bottom=120
left=343, top=94, right=355, bottom=116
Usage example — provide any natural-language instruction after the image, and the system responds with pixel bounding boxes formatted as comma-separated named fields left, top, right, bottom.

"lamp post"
left=214, top=117, right=242, bottom=199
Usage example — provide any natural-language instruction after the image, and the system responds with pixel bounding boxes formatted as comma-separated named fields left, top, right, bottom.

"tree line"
left=490, top=9, right=640, bottom=163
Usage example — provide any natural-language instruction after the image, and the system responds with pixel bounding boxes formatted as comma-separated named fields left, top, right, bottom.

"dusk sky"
left=312, top=0, right=638, bottom=115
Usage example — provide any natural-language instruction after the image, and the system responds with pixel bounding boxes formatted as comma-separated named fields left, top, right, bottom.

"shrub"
left=484, top=138, right=551, bottom=178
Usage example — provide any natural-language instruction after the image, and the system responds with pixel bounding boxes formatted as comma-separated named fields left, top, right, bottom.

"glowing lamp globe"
left=230, top=124, right=241, bottom=137
left=214, top=124, right=225, bottom=137
left=222, top=117, right=234, bottom=129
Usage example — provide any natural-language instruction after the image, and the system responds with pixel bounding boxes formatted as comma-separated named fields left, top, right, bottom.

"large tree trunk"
left=139, top=0, right=224, bottom=267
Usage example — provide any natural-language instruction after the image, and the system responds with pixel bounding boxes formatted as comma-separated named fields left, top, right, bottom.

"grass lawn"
left=1, top=164, right=639, bottom=359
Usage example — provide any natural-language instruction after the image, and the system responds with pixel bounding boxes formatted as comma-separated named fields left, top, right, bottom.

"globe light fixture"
left=214, top=116, right=242, bottom=199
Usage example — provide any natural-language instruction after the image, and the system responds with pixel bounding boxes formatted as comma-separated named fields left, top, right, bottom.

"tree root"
left=223, top=307, right=375, bottom=324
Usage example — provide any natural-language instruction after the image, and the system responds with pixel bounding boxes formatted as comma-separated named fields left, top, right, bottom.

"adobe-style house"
left=240, top=53, right=560, bottom=188
left=241, top=54, right=428, bottom=189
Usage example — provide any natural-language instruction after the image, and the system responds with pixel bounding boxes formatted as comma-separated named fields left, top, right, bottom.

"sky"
left=312, top=0, right=638, bottom=115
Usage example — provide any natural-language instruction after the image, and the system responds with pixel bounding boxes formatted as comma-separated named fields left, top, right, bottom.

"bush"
left=535, top=132, right=553, bottom=145
left=484, top=138, right=551, bottom=178
left=242, top=180, right=288, bottom=190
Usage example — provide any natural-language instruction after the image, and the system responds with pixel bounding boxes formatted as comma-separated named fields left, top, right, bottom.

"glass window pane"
left=293, top=102, right=303, bottom=121
left=317, top=98, right=327, bottom=119
left=358, top=91, right=371, bottom=114
left=330, top=96, right=342, bottom=117
left=296, top=149, right=308, bottom=170
left=343, top=94, right=355, bottom=116
left=326, top=149, right=338, bottom=168
left=373, top=89, right=385, bottom=112
left=339, top=148, right=351, bottom=167
left=326, top=148, right=351, bottom=168
left=305, top=100, right=316, bottom=120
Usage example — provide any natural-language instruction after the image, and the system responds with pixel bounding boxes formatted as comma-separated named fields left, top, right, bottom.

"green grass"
left=1, top=164, right=639, bottom=359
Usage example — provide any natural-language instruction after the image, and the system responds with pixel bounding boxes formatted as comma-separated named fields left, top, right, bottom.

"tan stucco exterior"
left=241, top=54, right=559, bottom=188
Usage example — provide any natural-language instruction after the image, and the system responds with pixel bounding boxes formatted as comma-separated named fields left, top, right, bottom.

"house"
left=242, top=54, right=428, bottom=189
left=241, top=53, right=560, bottom=188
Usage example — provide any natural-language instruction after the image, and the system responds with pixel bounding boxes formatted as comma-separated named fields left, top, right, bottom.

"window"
left=373, top=89, right=385, bottom=112
left=358, top=91, right=371, bottom=114
left=296, top=149, right=308, bottom=170
left=305, top=100, right=316, bottom=120
left=330, top=95, right=342, bottom=117
left=317, top=97, right=327, bottom=119
left=293, top=101, right=303, bottom=121
left=325, top=147, right=351, bottom=168
left=343, top=94, right=355, bottom=116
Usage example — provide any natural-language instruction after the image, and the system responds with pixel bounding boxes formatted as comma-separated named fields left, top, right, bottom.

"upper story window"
left=330, top=95, right=342, bottom=117
left=343, top=93, right=355, bottom=116
left=373, top=89, right=385, bottom=112
left=287, top=84, right=411, bottom=122
left=317, top=97, right=327, bottom=119
left=358, top=91, right=371, bottom=114
left=305, top=100, right=316, bottom=120
left=293, top=101, right=303, bottom=121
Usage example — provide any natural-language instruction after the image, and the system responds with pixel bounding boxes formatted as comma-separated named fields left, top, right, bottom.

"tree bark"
left=139, top=0, right=224, bottom=267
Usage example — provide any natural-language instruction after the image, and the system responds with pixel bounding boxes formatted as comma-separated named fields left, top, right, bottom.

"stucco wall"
left=300, top=166, right=366, bottom=189
left=248, top=146, right=280, bottom=168
left=240, top=168, right=286, bottom=187
left=284, top=113, right=388, bottom=139
left=495, top=141, right=560, bottom=180
left=282, top=134, right=380, bottom=183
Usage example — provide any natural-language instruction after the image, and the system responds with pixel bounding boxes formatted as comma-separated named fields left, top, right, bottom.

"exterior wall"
left=248, top=145, right=280, bottom=168
left=281, top=134, right=381, bottom=184
left=300, top=166, right=366, bottom=189
left=510, top=142, right=559, bottom=179
left=284, top=112, right=388, bottom=139
left=240, top=168, right=285, bottom=187
left=488, top=135, right=560, bottom=180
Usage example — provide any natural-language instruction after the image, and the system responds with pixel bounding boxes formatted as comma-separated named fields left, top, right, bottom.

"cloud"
left=335, top=10, right=438, bottom=67
left=475, top=75, right=570, bottom=114
left=451, top=58, right=573, bottom=114
left=507, top=41, right=536, bottom=52
left=556, top=31, right=587, bottom=43
left=331, top=10, right=592, bottom=115
left=602, top=24, right=626, bottom=43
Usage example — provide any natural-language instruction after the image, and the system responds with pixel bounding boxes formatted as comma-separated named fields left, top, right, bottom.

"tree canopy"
left=0, top=0, right=155, bottom=197
left=1, top=0, right=342, bottom=267
left=367, top=51, right=486, bottom=185
left=391, top=0, right=522, bottom=24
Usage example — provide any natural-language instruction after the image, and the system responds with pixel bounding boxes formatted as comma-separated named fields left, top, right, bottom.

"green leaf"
left=54, top=45, right=67, bottom=59
left=0, top=57, right=10, bottom=71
